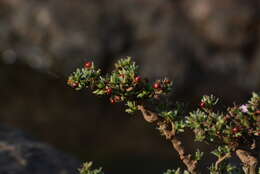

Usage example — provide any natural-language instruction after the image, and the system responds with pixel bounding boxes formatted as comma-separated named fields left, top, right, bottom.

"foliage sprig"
left=68, top=57, right=259, bottom=174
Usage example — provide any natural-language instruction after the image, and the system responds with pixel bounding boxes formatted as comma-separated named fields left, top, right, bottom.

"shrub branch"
left=236, top=149, right=258, bottom=174
left=68, top=57, right=260, bottom=174
left=138, top=105, right=199, bottom=174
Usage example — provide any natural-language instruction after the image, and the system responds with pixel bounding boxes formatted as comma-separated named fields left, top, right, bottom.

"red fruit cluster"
left=255, top=110, right=260, bottom=115
left=134, top=76, right=142, bottom=83
left=200, top=102, right=206, bottom=108
left=106, top=88, right=113, bottom=95
left=114, top=96, right=121, bottom=102
left=153, top=82, right=161, bottom=89
left=110, top=96, right=121, bottom=104
left=84, top=61, right=92, bottom=69
left=232, top=127, right=240, bottom=134
left=72, top=82, right=79, bottom=88
left=110, top=98, right=116, bottom=104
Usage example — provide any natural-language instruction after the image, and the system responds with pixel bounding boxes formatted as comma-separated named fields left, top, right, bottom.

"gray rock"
left=0, top=125, right=80, bottom=174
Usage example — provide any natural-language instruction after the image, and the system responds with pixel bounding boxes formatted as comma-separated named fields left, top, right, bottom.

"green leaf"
left=93, top=89, right=106, bottom=95
left=195, top=149, right=204, bottom=161
left=79, top=162, right=104, bottom=174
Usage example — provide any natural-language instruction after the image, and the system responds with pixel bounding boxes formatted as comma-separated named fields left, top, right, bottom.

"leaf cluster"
left=68, top=57, right=260, bottom=174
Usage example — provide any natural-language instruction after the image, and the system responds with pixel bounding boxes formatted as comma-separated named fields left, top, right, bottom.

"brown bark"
left=236, top=149, right=258, bottom=174
left=137, top=105, right=199, bottom=174
left=215, top=153, right=231, bottom=170
left=171, top=137, right=198, bottom=174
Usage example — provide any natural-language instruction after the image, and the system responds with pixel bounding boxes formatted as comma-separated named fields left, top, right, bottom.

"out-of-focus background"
left=1, top=0, right=260, bottom=174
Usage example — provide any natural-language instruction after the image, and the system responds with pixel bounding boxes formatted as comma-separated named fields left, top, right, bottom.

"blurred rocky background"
left=0, top=0, right=260, bottom=174
left=0, top=125, right=80, bottom=174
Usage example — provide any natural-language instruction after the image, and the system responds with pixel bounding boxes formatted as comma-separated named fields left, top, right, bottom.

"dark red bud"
left=114, top=96, right=121, bottom=102
left=200, top=102, right=206, bottom=108
left=153, top=83, right=161, bottom=89
left=110, top=98, right=116, bottom=104
left=84, top=61, right=92, bottom=68
left=232, top=127, right=240, bottom=133
left=72, top=82, right=78, bottom=88
left=134, top=76, right=142, bottom=83
left=106, top=88, right=113, bottom=95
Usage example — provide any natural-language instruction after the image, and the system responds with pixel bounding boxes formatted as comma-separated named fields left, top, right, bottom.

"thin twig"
left=215, top=153, right=231, bottom=169
left=138, top=105, right=199, bottom=174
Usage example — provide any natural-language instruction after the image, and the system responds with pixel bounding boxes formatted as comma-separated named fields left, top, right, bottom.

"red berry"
left=72, top=82, right=78, bottom=88
left=106, top=88, right=113, bottom=95
left=110, top=98, right=116, bottom=104
left=232, top=127, right=239, bottom=133
left=200, top=102, right=206, bottom=108
left=255, top=110, right=260, bottom=115
left=84, top=61, right=92, bottom=68
left=134, top=76, right=142, bottom=83
left=153, top=83, right=161, bottom=89
left=114, top=96, right=121, bottom=102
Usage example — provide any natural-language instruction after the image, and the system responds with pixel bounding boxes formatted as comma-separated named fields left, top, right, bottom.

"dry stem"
left=138, top=105, right=198, bottom=174
left=236, top=149, right=258, bottom=174
left=215, top=153, right=231, bottom=170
